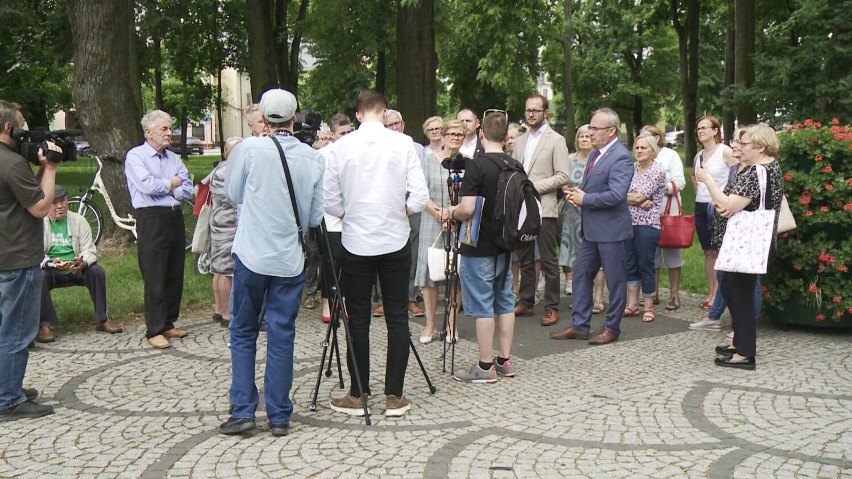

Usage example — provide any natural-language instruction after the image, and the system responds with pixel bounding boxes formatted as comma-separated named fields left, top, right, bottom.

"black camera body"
left=294, top=110, right=323, bottom=146
left=441, top=152, right=467, bottom=172
left=15, top=128, right=80, bottom=165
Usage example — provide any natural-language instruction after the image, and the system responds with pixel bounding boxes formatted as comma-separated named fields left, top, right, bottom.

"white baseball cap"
left=260, top=89, right=297, bottom=123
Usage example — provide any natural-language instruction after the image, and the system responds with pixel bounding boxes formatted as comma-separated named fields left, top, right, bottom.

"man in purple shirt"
left=125, top=110, right=194, bottom=349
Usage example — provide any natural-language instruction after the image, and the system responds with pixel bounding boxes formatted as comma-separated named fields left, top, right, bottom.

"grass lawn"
left=48, top=156, right=711, bottom=332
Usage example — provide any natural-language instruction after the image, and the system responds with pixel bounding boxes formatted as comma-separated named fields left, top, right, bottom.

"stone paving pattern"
left=1, top=289, right=850, bottom=478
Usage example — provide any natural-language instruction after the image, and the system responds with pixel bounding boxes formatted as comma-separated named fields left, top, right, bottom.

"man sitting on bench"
left=37, top=185, right=122, bottom=342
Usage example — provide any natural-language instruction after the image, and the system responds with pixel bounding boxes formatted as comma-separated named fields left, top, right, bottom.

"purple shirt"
left=125, top=142, right=193, bottom=208
left=628, top=161, right=666, bottom=228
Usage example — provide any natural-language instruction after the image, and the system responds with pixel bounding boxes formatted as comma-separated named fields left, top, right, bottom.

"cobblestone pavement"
left=2, top=290, right=850, bottom=478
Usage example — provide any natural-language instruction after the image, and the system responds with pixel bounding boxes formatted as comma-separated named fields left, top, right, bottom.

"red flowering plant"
left=765, top=118, right=852, bottom=323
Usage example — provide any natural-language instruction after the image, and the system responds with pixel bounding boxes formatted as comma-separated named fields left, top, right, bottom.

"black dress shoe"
left=23, top=388, right=38, bottom=402
left=270, top=423, right=290, bottom=437
left=715, top=345, right=737, bottom=356
left=714, top=356, right=755, bottom=370
left=219, top=417, right=257, bottom=435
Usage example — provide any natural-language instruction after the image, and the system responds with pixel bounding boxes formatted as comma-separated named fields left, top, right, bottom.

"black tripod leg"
left=309, top=316, right=337, bottom=411
left=409, top=338, right=437, bottom=394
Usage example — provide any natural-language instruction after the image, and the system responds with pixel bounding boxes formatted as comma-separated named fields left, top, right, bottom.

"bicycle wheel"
left=68, top=197, right=104, bottom=245
left=181, top=198, right=197, bottom=250
left=196, top=252, right=212, bottom=275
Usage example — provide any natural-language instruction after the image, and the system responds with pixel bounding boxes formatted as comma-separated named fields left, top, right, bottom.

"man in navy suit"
left=550, top=108, right=634, bottom=345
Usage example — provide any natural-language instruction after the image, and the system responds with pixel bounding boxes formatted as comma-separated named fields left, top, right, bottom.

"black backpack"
left=483, top=153, right=542, bottom=252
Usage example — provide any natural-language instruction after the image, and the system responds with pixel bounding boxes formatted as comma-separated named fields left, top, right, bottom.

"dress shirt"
left=318, top=143, right=343, bottom=233
left=459, top=136, right=477, bottom=158
left=522, top=123, right=550, bottom=171
left=227, top=134, right=325, bottom=277
left=324, top=121, right=428, bottom=256
left=125, top=142, right=193, bottom=208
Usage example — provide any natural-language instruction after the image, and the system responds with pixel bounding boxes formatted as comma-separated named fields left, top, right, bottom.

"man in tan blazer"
left=512, top=94, right=570, bottom=326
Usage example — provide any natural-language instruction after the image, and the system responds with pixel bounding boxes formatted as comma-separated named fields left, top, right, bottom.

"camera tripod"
left=441, top=165, right=464, bottom=374
left=308, top=220, right=436, bottom=425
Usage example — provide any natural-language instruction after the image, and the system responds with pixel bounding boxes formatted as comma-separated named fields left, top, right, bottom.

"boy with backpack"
left=448, top=109, right=541, bottom=383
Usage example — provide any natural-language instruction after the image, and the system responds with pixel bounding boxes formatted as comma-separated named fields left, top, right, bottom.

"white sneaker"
left=690, top=318, right=721, bottom=331
left=564, top=280, right=573, bottom=295
left=537, top=276, right=545, bottom=291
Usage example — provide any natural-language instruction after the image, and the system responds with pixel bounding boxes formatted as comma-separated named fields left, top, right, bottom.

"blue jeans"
left=228, top=255, right=303, bottom=425
left=626, top=225, right=661, bottom=297
left=0, top=265, right=41, bottom=410
left=709, top=271, right=762, bottom=321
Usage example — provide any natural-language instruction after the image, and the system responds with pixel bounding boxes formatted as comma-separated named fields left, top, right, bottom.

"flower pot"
left=767, top=296, right=852, bottom=329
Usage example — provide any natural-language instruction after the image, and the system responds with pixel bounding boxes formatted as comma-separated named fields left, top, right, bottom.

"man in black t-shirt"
left=448, top=110, right=517, bottom=384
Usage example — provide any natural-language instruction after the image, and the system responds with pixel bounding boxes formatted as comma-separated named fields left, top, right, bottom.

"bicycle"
left=68, top=154, right=198, bottom=252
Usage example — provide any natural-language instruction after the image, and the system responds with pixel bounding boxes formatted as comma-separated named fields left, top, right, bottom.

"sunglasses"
left=483, top=109, right=508, bottom=121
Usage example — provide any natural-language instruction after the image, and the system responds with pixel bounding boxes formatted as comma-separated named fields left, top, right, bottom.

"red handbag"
left=658, top=182, right=694, bottom=249
left=193, top=175, right=212, bottom=216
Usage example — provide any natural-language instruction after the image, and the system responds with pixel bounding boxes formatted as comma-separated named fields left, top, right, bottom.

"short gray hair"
left=243, top=103, right=261, bottom=121
left=0, top=99, right=22, bottom=130
left=593, top=107, right=620, bottom=129
left=141, top=110, right=173, bottom=130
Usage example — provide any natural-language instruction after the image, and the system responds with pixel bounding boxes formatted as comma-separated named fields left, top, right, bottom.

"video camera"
left=441, top=152, right=467, bottom=172
left=14, top=128, right=80, bottom=165
left=294, top=110, right=322, bottom=146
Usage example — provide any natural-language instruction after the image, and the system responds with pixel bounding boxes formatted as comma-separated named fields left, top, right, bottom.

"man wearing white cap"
left=219, top=89, right=324, bottom=437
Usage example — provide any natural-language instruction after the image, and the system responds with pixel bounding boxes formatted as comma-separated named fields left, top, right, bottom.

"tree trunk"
left=375, top=47, right=386, bottom=94
left=66, top=0, right=141, bottom=238
left=247, top=0, right=279, bottom=101
left=153, top=36, right=164, bottom=109
left=287, top=0, right=310, bottom=96
left=562, top=0, right=575, bottom=151
left=670, top=0, right=699, bottom=165
left=723, top=24, right=736, bottom=144
left=396, top=0, right=436, bottom=145
left=274, top=0, right=290, bottom=90
left=734, top=0, right=756, bottom=124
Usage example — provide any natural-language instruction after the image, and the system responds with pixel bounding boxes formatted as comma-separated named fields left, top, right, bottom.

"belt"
left=137, top=205, right=182, bottom=212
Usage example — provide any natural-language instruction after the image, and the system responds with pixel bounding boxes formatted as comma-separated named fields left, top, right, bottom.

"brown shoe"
left=541, top=308, right=558, bottom=326
left=36, top=325, right=55, bottom=343
left=408, top=301, right=425, bottom=317
left=549, top=327, right=589, bottom=340
left=372, top=304, right=384, bottom=317
left=514, top=304, right=534, bottom=317
left=588, top=329, right=619, bottom=345
left=163, top=328, right=188, bottom=339
left=96, top=319, right=123, bottom=334
left=304, top=294, right=317, bottom=310
left=147, top=335, right=170, bottom=349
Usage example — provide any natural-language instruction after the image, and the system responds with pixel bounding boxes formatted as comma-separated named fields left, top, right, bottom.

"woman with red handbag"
left=640, top=125, right=687, bottom=310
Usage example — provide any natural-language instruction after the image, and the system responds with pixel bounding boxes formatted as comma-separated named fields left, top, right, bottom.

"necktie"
left=584, top=150, right=601, bottom=181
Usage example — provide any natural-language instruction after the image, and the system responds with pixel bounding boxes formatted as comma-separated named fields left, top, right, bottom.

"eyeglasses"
left=483, top=109, right=508, bottom=121
left=385, top=121, right=403, bottom=129
left=588, top=126, right=613, bottom=132
left=525, top=108, right=545, bottom=114
left=696, top=126, right=715, bottom=131
left=426, top=127, right=442, bottom=133
left=444, top=133, right=464, bottom=139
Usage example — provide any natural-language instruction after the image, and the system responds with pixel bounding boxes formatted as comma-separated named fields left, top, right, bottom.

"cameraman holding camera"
left=0, top=99, right=62, bottom=420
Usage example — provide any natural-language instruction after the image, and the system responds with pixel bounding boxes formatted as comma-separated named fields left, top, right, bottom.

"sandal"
left=666, top=297, right=680, bottom=311
left=623, top=307, right=640, bottom=317
left=652, top=295, right=660, bottom=305
left=642, top=309, right=655, bottom=322
left=592, top=301, right=605, bottom=314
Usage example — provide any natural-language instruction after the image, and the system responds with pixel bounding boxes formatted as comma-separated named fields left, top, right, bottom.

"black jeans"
left=340, top=243, right=411, bottom=398
left=41, top=264, right=108, bottom=325
left=136, top=206, right=185, bottom=338
left=721, top=271, right=758, bottom=357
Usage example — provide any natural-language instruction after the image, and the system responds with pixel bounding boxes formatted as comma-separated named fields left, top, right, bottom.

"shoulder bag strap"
left=270, top=137, right=305, bottom=252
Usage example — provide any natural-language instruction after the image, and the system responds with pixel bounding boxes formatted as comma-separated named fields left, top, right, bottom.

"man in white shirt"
left=325, top=90, right=428, bottom=418
left=456, top=108, right=484, bottom=158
